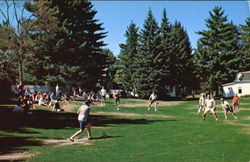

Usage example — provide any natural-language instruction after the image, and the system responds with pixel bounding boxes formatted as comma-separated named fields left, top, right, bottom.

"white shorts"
left=204, top=107, right=215, bottom=114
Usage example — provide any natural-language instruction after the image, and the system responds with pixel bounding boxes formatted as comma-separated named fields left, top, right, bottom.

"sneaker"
left=69, top=138, right=74, bottom=142
left=216, top=118, right=218, bottom=121
left=117, top=108, right=120, bottom=111
left=202, top=118, right=205, bottom=120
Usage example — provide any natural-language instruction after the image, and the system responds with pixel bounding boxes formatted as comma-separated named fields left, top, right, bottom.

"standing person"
left=197, top=93, right=206, bottom=113
left=232, top=94, right=240, bottom=112
left=100, top=86, right=107, bottom=106
left=203, top=94, right=219, bottom=121
left=148, top=91, right=158, bottom=111
left=17, top=81, right=24, bottom=96
left=69, top=99, right=92, bottom=142
left=113, top=91, right=121, bottom=111
left=55, top=84, right=60, bottom=98
left=220, top=98, right=238, bottom=120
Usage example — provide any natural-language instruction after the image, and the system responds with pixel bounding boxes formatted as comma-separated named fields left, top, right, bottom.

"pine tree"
left=170, top=21, right=194, bottom=96
left=102, top=48, right=118, bottom=89
left=25, top=0, right=107, bottom=88
left=134, top=8, right=161, bottom=98
left=156, top=8, right=172, bottom=98
left=115, top=22, right=139, bottom=95
left=195, top=6, right=242, bottom=95
left=240, top=17, right=250, bottom=70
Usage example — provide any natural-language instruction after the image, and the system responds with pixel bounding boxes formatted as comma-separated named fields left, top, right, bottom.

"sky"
left=0, top=1, right=249, bottom=56
left=92, top=1, right=250, bottom=55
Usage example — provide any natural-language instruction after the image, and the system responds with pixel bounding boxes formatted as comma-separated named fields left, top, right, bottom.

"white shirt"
left=199, top=97, right=205, bottom=105
left=38, top=98, right=46, bottom=105
left=221, top=101, right=230, bottom=109
left=77, top=104, right=90, bottom=121
left=100, top=88, right=107, bottom=96
left=205, top=98, right=215, bottom=108
left=150, top=93, right=157, bottom=100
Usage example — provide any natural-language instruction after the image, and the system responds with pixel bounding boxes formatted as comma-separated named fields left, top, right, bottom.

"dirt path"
left=0, top=152, right=37, bottom=161
left=41, top=138, right=91, bottom=146
left=0, top=138, right=92, bottom=161
left=92, top=111, right=174, bottom=119
left=119, top=100, right=184, bottom=108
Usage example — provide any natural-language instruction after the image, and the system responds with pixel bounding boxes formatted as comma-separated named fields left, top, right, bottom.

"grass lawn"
left=0, top=97, right=250, bottom=162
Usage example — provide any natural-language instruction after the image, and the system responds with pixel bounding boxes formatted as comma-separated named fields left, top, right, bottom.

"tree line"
left=115, top=7, right=250, bottom=98
left=0, top=1, right=249, bottom=99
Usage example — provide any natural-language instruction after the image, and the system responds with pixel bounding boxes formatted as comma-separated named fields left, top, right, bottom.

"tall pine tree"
left=194, top=6, right=242, bottom=95
left=156, top=8, right=172, bottom=98
left=240, top=17, right=250, bottom=70
left=170, top=21, right=194, bottom=96
left=115, top=22, right=139, bottom=95
left=134, top=8, right=161, bottom=98
left=26, top=0, right=107, bottom=88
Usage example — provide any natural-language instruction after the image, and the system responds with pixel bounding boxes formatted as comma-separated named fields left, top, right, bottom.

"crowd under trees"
left=0, top=1, right=249, bottom=99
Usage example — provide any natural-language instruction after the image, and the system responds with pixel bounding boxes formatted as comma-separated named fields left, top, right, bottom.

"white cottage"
left=222, top=71, right=250, bottom=97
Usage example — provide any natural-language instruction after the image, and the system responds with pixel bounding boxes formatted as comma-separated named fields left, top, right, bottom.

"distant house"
left=222, top=71, right=250, bottom=97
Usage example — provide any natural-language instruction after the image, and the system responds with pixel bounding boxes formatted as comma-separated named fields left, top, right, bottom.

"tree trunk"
left=18, top=53, right=24, bottom=83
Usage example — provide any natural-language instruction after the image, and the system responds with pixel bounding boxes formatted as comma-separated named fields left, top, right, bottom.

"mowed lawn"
left=0, top=98, right=250, bottom=162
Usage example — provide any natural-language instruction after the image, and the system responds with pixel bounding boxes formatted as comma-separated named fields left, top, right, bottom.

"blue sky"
left=92, top=1, right=250, bottom=55
left=0, top=1, right=249, bottom=56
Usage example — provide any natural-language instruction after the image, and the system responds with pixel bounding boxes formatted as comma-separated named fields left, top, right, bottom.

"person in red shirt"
left=232, top=94, right=240, bottom=112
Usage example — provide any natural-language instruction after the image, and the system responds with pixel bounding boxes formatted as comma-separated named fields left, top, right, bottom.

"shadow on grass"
left=0, top=105, right=177, bottom=155
left=90, top=135, right=123, bottom=140
left=0, top=134, right=42, bottom=155
left=0, top=106, right=177, bottom=131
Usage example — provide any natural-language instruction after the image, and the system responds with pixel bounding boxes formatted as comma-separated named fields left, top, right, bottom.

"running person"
left=197, top=93, right=206, bottom=113
left=113, top=91, right=121, bottom=111
left=69, top=99, right=92, bottom=141
left=220, top=98, right=238, bottom=120
left=203, top=94, right=218, bottom=121
left=148, top=91, right=158, bottom=111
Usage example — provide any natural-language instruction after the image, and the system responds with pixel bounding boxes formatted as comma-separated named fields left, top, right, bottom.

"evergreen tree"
left=102, top=48, right=118, bottom=89
left=239, top=17, right=250, bottom=70
left=134, top=8, right=161, bottom=98
left=26, top=0, right=107, bottom=88
left=194, top=6, right=242, bottom=94
left=115, top=22, right=139, bottom=95
left=170, top=21, right=194, bottom=96
left=156, top=8, right=172, bottom=98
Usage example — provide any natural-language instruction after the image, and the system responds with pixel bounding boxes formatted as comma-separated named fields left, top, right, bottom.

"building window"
left=238, top=87, right=242, bottom=94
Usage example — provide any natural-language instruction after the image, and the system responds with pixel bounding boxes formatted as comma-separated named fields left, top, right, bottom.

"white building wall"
left=223, top=82, right=250, bottom=97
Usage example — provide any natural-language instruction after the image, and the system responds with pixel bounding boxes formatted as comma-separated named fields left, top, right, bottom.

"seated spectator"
left=49, top=92, right=57, bottom=106
left=53, top=100, right=64, bottom=112
left=61, top=94, right=72, bottom=103
left=23, top=96, right=33, bottom=113
left=13, top=103, right=23, bottom=114
left=24, top=87, right=32, bottom=98
left=39, top=94, right=48, bottom=106
left=35, top=91, right=42, bottom=103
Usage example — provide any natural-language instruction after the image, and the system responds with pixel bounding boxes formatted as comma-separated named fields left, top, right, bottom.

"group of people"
left=68, top=88, right=160, bottom=142
left=13, top=82, right=72, bottom=113
left=198, top=93, right=239, bottom=121
left=13, top=82, right=35, bottom=114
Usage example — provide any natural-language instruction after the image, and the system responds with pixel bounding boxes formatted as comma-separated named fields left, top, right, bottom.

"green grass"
left=0, top=98, right=250, bottom=162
